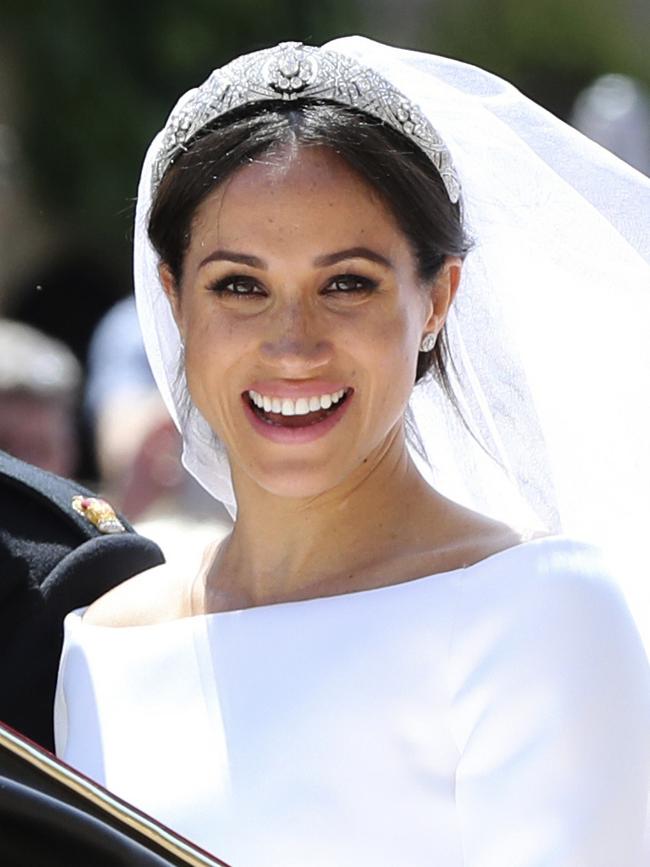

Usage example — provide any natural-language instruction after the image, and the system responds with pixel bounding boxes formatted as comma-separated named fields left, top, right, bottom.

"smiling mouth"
left=244, top=388, right=352, bottom=428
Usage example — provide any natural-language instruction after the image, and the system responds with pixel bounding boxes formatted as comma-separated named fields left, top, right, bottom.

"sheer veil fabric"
left=133, top=36, right=650, bottom=621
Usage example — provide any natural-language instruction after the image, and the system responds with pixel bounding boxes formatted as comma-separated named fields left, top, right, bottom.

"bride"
left=55, top=38, right=650, bottom=866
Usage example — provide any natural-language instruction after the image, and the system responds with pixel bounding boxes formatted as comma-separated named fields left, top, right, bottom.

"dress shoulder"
left=447, top=535, right=650, bottom=865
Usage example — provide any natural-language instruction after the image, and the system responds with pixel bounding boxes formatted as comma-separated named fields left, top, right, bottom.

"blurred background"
left=0, top=1, right=648, bottom=551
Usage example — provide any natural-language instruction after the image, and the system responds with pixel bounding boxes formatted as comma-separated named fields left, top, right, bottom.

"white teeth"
left=248, top=388, right=348, bottom=416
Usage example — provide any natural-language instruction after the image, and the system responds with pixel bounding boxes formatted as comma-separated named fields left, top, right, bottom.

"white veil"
left=133, top=36, right=650, bottom=601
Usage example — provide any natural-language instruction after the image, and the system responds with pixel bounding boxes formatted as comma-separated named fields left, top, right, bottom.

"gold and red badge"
left=71, top=496, right=125, bottom=534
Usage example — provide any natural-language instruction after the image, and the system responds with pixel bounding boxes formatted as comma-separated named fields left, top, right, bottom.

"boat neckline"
left=72, top=534, right=583, bottom=630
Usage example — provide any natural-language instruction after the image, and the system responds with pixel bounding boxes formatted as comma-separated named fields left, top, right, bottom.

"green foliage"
left=2, top=0, right=647, bottom=276
left=427, top=0, right=649, bottom=118
left=3, top=0, right=363, bottom=266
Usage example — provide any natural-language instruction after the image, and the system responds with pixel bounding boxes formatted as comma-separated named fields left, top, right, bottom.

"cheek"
left=354, top=307, right=421, bottom=420
left=375, top=298, right=422, bottom=369
left=180, top=312, right=228, bottom=408
left=179, top=304, right=262, bottom=435
left=181, top=295, right=240, bottom=364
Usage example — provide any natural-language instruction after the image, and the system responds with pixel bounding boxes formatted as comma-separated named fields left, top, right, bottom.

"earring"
left=419, top=332, right=437, bottom=352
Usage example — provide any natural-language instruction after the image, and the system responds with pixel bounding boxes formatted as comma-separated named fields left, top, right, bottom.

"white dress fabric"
left=55, top=536, right=650, bottom=867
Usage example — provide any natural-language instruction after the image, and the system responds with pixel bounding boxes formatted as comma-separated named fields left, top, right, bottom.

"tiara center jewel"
left=266, top=42, right=316, bottom=96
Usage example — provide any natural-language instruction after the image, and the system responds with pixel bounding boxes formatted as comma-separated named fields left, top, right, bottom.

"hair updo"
left=148, top=100, right=471, bottom=401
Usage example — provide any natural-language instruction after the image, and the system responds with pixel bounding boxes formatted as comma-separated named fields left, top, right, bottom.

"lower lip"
left=242, top=393, right=353, bottom=444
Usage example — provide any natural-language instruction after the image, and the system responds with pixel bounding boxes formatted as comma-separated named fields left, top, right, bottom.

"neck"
left=204, top=426, right=443, bottom=609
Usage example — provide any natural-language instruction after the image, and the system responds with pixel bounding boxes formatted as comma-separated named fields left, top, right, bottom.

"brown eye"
left=207, top=276, right=265, bottom=297
left=326, top=275, right=378, bottom=294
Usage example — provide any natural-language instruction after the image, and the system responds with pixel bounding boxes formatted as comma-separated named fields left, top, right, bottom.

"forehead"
left=188, top=145, right=408, bottom=257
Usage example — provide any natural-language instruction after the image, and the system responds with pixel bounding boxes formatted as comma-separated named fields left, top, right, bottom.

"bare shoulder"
left=426, top=496, right=547, bottom=572
left=82, top=560, right=189, bottom=628
left=457, top=515, right=540, bottom=564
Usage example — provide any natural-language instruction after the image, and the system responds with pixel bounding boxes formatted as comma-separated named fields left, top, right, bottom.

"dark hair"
left=148, top=100, right=471, bottom=399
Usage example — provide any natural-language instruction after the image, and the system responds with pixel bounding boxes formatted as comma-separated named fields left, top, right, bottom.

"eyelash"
left=207, top=276, right=263, bottom=298
left=206, top=274, right=379, bottom=298
left=325, top=275, right=378, bottom=295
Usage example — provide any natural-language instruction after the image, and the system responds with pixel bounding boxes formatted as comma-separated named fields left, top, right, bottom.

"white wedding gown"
left=55, top=536, right=650, bottom=866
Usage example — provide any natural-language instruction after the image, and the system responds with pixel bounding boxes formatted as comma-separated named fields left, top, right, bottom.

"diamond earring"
left=419, top=332, right=437, bottom=352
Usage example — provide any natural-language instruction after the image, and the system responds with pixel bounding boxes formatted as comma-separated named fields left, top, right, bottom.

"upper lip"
left=244, top=380, right=350, bottom=399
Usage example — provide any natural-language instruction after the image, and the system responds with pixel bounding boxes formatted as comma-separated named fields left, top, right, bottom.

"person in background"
left=85, top=297, right=158, bottom=499
left=86, top=298, right=231, bottom=564
left=0, top=319, right=81, bottom=477
left=0, top=321, right=166, bottom=751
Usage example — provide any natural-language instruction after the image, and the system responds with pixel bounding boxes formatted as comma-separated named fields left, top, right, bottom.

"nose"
left=259, top=299, right=332, bottom=372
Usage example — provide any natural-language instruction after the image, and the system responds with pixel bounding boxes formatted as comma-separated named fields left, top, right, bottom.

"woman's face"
left=162, top=145, right=458, bottom=501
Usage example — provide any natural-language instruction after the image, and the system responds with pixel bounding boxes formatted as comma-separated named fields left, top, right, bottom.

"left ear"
left=422, top=256, right=462, bottom=334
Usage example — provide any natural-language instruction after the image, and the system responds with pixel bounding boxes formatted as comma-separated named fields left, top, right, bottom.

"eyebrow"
left=198, top=246, right=394, bottom=271
left=198, top=250, right=265, bottom=270
left=313, top=247, right=394, bottom=269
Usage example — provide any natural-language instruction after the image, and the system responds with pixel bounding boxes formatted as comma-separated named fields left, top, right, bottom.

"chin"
left=249, top=462, right=354, bottom=501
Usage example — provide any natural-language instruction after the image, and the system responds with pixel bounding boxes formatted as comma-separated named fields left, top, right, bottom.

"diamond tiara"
left=151, top=41, right=460, bottom=203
